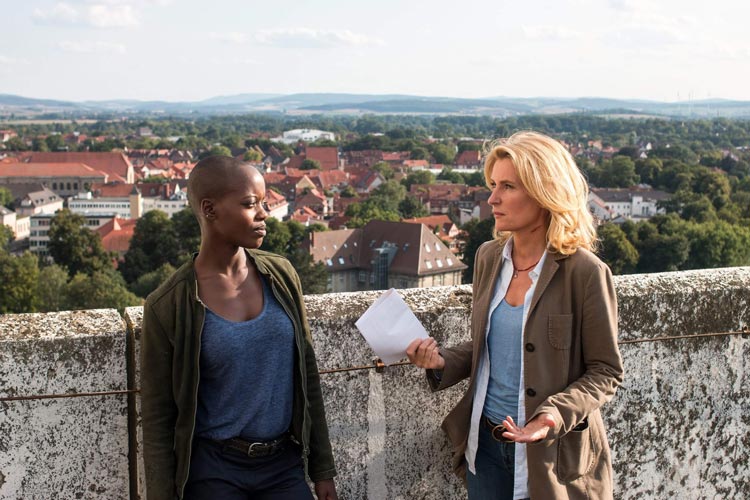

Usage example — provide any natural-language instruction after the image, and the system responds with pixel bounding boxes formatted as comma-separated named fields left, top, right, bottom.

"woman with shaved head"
left=141, top=155, right=337, bottom=500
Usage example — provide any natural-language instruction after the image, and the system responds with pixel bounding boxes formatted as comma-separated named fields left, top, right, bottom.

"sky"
left=2, top=0, right=750, bottom=103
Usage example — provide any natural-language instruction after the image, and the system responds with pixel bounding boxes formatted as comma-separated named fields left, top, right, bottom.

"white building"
left=142, top=190, right=189, bottom=218
left=272, top=129, right=336, bottom=145
left=589, top=188, right=671, bottom=221
left=29, top=212, right=116, bottom=258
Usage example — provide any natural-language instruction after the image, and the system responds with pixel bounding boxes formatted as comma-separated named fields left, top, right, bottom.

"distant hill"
left=2, top=92, right=750, bottom=119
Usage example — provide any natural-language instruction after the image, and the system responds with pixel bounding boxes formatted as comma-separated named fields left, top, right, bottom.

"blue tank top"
left=195, top=275, right=295, bottom=441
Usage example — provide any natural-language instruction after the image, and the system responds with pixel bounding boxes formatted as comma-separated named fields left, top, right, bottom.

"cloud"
left=58, top=40, right=127, bottom=54
left=209, top=32, right=249, bottom=44
left=32, top=2, right=139, bottom=27
left=521, top=25, right=585, bottom=41
left=33, top=2, right=80, bottom=24
left=255, top=28, right=385, bottom=48
left=87, top=4, right=138, bottom=27
left=0, top=55, right=30, bottom=65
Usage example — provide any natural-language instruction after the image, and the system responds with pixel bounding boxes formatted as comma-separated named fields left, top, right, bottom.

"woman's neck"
left=511, top=225, right=547, bottom=262
left=195, top=242, right=246, bottom=276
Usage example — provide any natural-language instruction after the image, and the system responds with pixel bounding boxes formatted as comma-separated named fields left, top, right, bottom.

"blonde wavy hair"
left=483, top=131, right=598, bottom=254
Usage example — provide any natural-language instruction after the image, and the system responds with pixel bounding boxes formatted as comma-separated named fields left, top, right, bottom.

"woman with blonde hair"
left=407, top=131, right=623, bottom=499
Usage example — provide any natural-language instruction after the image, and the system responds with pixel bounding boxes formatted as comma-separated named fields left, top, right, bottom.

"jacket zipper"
left=266, top=272, right=310, bottom=457
left=178, top=278, right=206, bottom=498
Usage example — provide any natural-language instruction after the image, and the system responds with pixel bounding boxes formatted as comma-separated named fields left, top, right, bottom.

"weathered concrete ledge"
left=1, top=267, right=749, bottom=499
left=0, top=310, right=129, bottom=499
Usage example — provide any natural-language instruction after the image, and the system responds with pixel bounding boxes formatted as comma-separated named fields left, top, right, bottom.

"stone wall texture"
left=0, top=310, right=129, bottom=500
left=1, top=267, right=748, bottom=499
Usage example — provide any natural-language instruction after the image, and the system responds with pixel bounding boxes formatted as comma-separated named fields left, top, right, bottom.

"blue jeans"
left=467, top=424, right=516, bottom=500
left=184, top=436, right=314, bottom=500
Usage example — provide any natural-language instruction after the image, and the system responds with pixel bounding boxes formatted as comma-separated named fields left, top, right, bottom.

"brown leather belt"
left=482, top=416, right=514, bottom=443
left=215, top=434, right=289, bottom=458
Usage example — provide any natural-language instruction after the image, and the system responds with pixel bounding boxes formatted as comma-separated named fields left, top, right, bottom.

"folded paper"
left=355, top=288, right=430, bottom=365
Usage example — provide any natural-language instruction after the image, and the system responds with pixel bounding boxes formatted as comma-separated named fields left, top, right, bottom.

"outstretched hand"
left=314, top=479, right=337, bottom=500
left=501, top=413, right=556, bottom=443
left=406, top=338, right=445, bottom=370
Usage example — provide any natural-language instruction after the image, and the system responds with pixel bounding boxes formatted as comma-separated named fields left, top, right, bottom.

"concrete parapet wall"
left=0, top=310, right=129, bottom=500
left=1, top=267, right=749, bottom=499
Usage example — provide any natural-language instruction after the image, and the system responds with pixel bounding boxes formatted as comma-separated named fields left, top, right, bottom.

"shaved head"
left=187, top=155, right=263, bottom=222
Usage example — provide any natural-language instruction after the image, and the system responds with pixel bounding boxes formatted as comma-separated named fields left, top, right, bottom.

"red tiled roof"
left=90, top=182, right=137, bottom=198
left=317, top=170, right=349, bottom=189
left=96, top=217, right=137, bottom=254
left=305, top=147, right=338, bottom=170
left=286, top=155, right=305, bottom=170
left=28, top=152, right=133, bottom=183
left=454, top=150, right=482, bottom=166
left=0, top=162, right=108, bottom=179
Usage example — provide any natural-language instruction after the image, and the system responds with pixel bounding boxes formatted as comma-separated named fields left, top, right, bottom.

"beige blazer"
left=431, top=240, right=624, bottom=499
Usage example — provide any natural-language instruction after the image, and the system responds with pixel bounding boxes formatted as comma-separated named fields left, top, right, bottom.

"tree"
left=172, top=207, right=201, bottom=257
left=371, top=161, right=394, bottom=180
left=401, top=170, right=435, bottom=191
left=300, top=159, right=321, bottom=170
left=683, top=220, right=750, bottom=270
left=45, top=134, right=66, bottom=151
left=0, top=251, right=39, bottom=313
left=409, top=147, right=430, bottom=161
left=370, top=180, right=406, bottom=213
left=399, top=195, right=429, bottom=219
left=459, top=217, right=495, bottom=283
left=5, top=136, right=28, bottom=151
left=129, top=263, right=176, bottom=298
left=597, top=224, right=639, bottom=274
left=437, top=168, right=465, bottom=184
left=120, top=210, right=179, bottom=283
left=243, top=149, right=263, bottom=162
left=428, top=142, right=456, bottom=164
left=599, top=156, right=639, bottom=188
left=260, top=217, right=292, bottom=255
left=35, top=264, right=69, bottom=312
left=199, top=145, right=232, bottom=159
left=340, top=185, right=357, bottom=198
left=0, top=224, right=13, bottom=251
left=48, top=209, right=113, bottom=277
left=636, top=232, right=689, bottom=273
left=0, top=186, right=13, bottom=209
left=65, top=269, right=142, bottom=314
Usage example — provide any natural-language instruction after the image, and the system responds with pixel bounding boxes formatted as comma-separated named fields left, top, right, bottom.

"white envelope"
left=355, top=288, right=430, bottom=365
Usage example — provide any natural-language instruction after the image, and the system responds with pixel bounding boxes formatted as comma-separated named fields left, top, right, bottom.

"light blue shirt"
left=466, top=238, right=547, bottom=500
left=483, top=299, right=525, bottom=423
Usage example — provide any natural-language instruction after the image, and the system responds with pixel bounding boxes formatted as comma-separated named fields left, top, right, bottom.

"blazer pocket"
left=548, top=314, right=573, bottom=350
left=556, top=420, right=595, bottom=482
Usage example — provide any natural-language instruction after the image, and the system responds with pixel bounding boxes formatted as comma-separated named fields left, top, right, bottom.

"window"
left=326, top=259, right=333, bottom=266
left=435, top=242, right=441, bottom=251
left=358, top=271, right=366, bottom=283
left=338, top=257, right=345, bottom=265
left=436, top=259, right=443, bottom=268
left=425, top=260, right=433, bottom=269
left=424, top=244, right=431, bottom=253
left=446, top=257, right=454, bottom=266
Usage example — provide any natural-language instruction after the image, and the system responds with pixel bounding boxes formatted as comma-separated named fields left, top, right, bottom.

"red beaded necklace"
left=512, top=258, right=541, bottom=279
